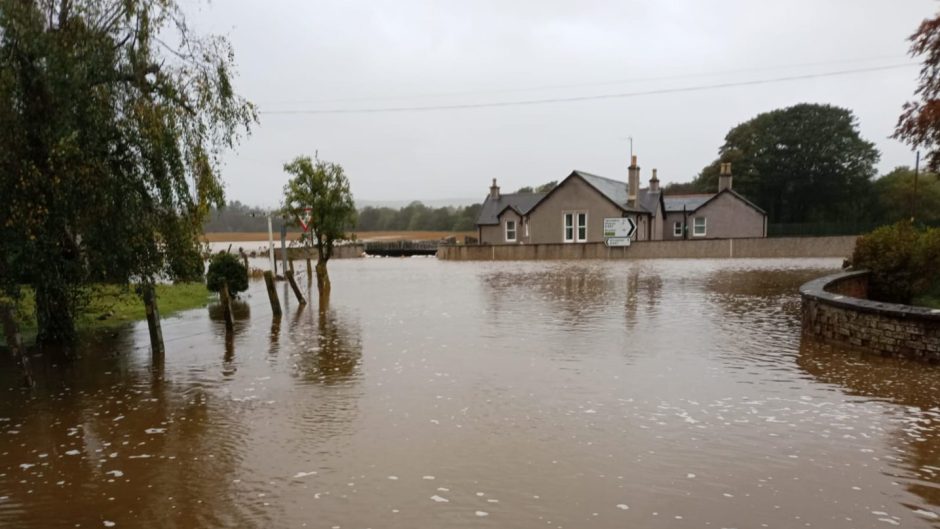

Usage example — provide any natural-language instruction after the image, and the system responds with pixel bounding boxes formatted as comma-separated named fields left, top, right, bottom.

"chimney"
left=649, top=168, right=660, bottom=193
left=718, top=162, right=732, bottom=192
left=489, top=178, right=500, bottom=200
left=628, top=155, right=640, bottom=206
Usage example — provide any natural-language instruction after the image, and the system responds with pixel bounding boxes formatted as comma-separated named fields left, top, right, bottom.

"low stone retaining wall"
left=800, top=270, right=940, bottom=362
left=438, top=235, right=857, bottom=261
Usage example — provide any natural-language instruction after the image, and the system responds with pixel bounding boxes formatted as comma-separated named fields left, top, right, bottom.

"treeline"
left=204, top=201, right=483, bottom=233
left=357, top=202, right=482, bottom=232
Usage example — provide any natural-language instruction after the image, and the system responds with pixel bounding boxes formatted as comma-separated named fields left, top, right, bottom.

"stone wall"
left=438, top=235, right=858, bottom=261
left=800, top=270, right=940, bottom=363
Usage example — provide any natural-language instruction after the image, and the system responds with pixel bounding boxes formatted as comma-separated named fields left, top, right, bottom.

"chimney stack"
left=489, top=178, right=500, bottom=200
left=628, top=155, right=640, bottom=206
left=649, top=168, right=660, bottom=193
left=718, top=162, right=732, bottom=192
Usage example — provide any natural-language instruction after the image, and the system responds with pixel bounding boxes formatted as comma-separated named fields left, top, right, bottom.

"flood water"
left=2, top=258, right=939, bottom=528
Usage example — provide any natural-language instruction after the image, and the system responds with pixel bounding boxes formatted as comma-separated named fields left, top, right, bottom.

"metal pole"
left=267, top=215, right=276, bottom=272
left=280, top=224, right=288, bottom=276
left=913, top=151, right=920, bottom=222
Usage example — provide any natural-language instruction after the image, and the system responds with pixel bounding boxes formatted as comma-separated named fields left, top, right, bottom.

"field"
left=202, top=231, right=476, bottom=243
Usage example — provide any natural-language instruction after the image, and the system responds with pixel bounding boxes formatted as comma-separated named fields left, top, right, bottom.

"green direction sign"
left=603, top=217, right=637, bottom=239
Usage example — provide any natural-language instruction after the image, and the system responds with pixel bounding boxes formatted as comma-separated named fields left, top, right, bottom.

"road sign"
left=603, top=217, right=637, bottom=239
left=298, top=207, right=313, bottom=232
left=605, top=237, right=631, bottom=247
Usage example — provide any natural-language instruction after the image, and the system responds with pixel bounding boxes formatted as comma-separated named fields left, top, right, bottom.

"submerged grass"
left=2, top=283, right=213, bottom=345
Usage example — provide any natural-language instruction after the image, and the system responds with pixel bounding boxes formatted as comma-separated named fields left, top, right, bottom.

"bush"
left=852, top=222, right=940, bottom=304
left=206, top=253, right=248, bottom=296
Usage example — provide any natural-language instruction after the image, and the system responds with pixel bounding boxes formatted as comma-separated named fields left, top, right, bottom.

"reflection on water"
left=2, top=258, right=940, bottom=528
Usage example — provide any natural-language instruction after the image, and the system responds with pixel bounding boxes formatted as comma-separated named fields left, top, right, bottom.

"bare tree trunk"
left=316, top=258, right=330, bottom=296
left=0, top=303, right=34, bottom=387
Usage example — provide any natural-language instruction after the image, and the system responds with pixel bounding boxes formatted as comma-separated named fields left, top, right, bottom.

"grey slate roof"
left=477, top=192, right=547, bottom=225
left=664, top=194, right=713, bottom=212
left=574, top=170, right=658, bottom=214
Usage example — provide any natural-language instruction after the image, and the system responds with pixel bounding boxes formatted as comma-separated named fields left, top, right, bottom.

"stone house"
left=476, top=159, right=766, bottom=244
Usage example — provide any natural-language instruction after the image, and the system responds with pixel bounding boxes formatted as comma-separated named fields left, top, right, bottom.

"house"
left=475, top=158, right=766, bottom=244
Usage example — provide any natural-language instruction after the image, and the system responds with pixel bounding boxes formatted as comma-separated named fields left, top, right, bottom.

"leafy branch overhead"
left=0, top=0, right=256, bottom=344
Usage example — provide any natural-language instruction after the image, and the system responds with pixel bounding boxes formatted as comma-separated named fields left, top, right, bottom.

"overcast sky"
left=185, top=0, right=936, bottom=207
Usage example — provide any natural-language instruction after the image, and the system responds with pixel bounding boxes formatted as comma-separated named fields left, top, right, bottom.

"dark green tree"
left=872, top=166, right=940, bottom=224
left=206, top=253, right=249, bottom=296
left=0, top=0, right=256, bottom=345
left=282, top=155, right=356, bottom=296
left=693, top=103, right=879, bottom=223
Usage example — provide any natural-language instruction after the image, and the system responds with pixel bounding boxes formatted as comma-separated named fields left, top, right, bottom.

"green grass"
left=2, top=282, right=213, bottom=344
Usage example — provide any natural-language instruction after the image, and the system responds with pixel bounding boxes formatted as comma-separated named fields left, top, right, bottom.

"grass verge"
left=2, top=283, right=213, bottom=345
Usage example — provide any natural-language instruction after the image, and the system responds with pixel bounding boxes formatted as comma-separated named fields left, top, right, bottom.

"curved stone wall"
left=800, top=270, right=940, bottom=362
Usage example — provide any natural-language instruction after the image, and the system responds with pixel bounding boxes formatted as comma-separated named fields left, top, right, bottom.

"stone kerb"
left=800, top=270, right=940, bottom=362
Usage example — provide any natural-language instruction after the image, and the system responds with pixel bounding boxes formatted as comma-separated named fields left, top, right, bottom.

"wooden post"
left=289, top=255, right=295, bottom=274
left=306, top=257, right=312, bottom=284
left=220, top=282, right=235, bottom=332
left=286, top=271, right=307, bottom=305
left=263, top=271, right=282, bottom=317
left=142, top=284, right=165, bottom=359
left=0, top=303, right=33, bottom=387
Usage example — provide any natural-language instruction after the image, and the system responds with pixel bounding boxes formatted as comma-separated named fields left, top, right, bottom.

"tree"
left=872, top=166, right=940, bottom=224
left=693, top=103, right=879, bottom=223
left=282, top=155, right=356, bottom=296
left=0, top=1, right=256, bottom=345
left=895, top=11, right=940, bottom=172
left=206, top=253, right=249, bottom=296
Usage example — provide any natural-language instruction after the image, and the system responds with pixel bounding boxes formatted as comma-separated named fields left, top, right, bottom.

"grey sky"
left=186, top=0, right=935, bottom=207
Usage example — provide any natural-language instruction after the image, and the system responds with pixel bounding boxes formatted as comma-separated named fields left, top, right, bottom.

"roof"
left=664, top=194, right=713, bottom=212
left=572, top=170, right=658, bottom=215
left=663, top=189, right=766, bottom=215
left=476, top=192, right=547, bottom=225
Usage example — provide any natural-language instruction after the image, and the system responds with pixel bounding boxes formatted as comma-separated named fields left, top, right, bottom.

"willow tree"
left=0, top=1, right=256, bottom=345
left=282, top=155, right=356, bottom=296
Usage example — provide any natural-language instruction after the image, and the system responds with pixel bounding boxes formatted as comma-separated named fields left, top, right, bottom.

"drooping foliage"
left=691, top=103, right=879, bottom=223
left=895, top=11, right=940, bottom=172
left=282, top=155, right=356, bottom=294
left=206, top=253, right=248, bottom=296
left=0, top=0, right=256, bottom=344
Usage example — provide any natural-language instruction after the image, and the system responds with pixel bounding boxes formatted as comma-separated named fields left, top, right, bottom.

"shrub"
left=206, top=253, right=248, bottom=296
left=852, top=222, right=940, bottom=304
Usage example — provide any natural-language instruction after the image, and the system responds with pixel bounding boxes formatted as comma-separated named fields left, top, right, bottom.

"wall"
left=801, top=271, right=940, bottom=362
left=694, top=192, right=766, bottom=239
left=438, top=235, right=858, bottom=261
left=526, top=176, right=637, bottom=244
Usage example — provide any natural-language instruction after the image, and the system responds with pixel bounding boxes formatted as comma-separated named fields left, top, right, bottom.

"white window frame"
left=673, top=221, right=683, bottom=237
left=563, top=213, right=574, bottom=242
left=505, top=220, right=517, bottom=242
left=563, top=211, right=588, bottom=243
left=692, top=217, right=707, bottom=237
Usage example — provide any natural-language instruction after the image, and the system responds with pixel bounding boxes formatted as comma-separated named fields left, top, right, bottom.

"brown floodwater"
left=1, top=258, right=939, bottom=528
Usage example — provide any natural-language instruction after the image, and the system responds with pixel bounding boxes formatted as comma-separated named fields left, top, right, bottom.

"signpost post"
left=603, top=217, right=637, bottom=248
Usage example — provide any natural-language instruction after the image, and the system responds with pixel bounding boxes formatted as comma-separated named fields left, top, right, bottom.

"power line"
left=260, top=63, right=916, bottom=116
left=257, top=54, right=908, bottom=106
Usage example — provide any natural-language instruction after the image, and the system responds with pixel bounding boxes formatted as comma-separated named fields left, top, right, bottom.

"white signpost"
left=603, top=217, right=637, bottom=247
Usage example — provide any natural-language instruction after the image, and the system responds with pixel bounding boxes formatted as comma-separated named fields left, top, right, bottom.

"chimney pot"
left=628, top=157, right=640, bottom=206
left=489, top=178, right=500, bottom=200
left=650, top=168, right=660, bottom=192
left=718, top=163, right=733, bottom=191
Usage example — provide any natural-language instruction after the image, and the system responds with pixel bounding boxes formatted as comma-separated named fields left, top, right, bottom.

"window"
left=673, top=221, right=683, bottom=237
left=563, top=212, right=587, bottom=242
left=577, top=213, right=587, bottom=241
left=505, top=220, right=517, bottom=242
left=693, top=217, right=707, bottom=237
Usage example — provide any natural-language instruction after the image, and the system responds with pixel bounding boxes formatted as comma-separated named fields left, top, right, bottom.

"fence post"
left=306, top=257, right=312, bottom=283
left=220, top=282, right=235, bottom=332
left=263, top=271, right=282, bottom=317
left=142, top=284, right=165, bottom=360
left=286, top=271, right=307, bottom=305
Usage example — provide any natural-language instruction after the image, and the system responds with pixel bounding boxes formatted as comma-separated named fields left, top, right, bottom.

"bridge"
left=363, top=240, right=440, bottom=257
